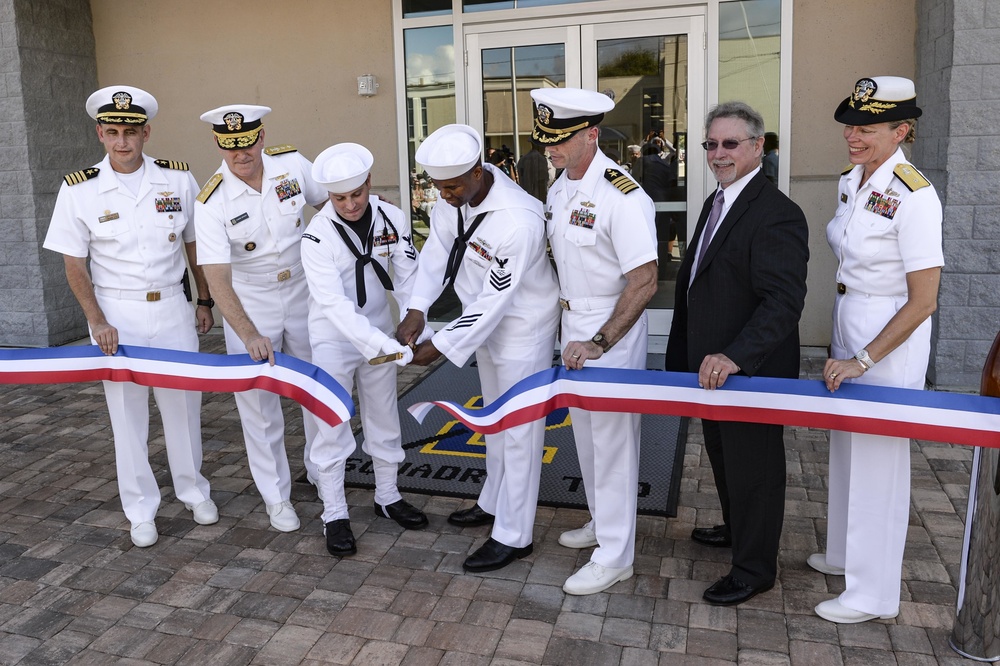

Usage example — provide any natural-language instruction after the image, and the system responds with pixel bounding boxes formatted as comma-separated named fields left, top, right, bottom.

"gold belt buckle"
left=559, top=298, right=571, bottom=310
left=146, top=291, right=161, bottom=302
left=836, top=283, right=846, bottom=295
left=277, top=269, right=291, bottom=282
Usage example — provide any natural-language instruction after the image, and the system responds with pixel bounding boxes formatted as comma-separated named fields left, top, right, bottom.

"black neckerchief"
left=331, top=204, right=393, bottom=307
left=443, top=205, right=487, bottom=288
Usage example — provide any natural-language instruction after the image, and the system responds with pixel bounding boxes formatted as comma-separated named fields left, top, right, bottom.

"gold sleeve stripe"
left=196, top=173, right=224, bottom=203
left=154, top=159, right=190, bottom=171
left=893, top=163, right=930, bottom=191
left=264, top=144, right=297, bottom=155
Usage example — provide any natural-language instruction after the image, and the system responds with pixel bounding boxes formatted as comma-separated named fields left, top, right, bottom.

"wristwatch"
left=591, top=332, right=611, bottom=352
left=196, top=298, right=215, bottom=308
left=854, top=349, right=874, bottom=371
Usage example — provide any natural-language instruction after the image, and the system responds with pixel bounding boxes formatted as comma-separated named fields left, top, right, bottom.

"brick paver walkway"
left=0, top=335, right=975, bottom=664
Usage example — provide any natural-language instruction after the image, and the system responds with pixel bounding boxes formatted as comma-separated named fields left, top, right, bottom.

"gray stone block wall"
left=0, top=0, right=98, bottom=347
left=915, top=0, right=1000, bottom=389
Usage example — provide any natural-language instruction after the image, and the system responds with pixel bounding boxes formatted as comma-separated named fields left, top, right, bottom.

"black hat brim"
left=834, top=96, right=923, bottom=125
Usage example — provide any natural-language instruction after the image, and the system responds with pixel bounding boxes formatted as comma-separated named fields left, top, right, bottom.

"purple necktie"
left=694, top=189, right=725, bottom=270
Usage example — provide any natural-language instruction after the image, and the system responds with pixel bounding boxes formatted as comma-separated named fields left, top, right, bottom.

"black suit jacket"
left=665, top=171, right=808, bottom=378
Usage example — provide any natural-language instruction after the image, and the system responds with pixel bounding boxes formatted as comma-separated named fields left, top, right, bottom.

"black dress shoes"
left=324, top=519, right=356, bottom=556
left=703, top=575, right=773, bottom=606
left=374, top=499, right=429, bottom=530
left=447, top=504, right=495, bottom=527
left=691, top=524, right=732, bottom=548
left=463, top=538, right=533, bottom=572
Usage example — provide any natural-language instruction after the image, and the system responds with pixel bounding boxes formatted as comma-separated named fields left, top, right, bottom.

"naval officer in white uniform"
left=300, top=142, right=429, bottom=556
left=397, top=124, right=559, bottom=573
left=532, top=87, right=658, bottom=595
left=194, top=104, right=326, bottom=532
left=44, top=85, right=217, bottom=548
left=814, top=76, right=943, bottom=624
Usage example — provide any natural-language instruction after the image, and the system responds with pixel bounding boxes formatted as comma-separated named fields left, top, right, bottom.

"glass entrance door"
left=466, top=16, right=704, bottom=331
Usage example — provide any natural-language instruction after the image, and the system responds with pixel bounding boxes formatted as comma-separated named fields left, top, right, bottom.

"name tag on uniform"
left=155, top=197, right=181, bottom=213
left=864, top=191, right=900, bottom=219
left=98, top=212, right=119, bottom=223
left=570, top=207, right=596, bottom=229
left=230, top=212, right=249, bottom=225
left=275, top=178, right=302, bottom=202
left=841, top=193, right=848, bottom=203
left=373, top=231, right=398, bottom=247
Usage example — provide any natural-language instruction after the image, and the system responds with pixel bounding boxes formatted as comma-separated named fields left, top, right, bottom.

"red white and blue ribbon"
left=0, top=345, right=354, bottom=427
left=409, top=366, right=1000, bottom=449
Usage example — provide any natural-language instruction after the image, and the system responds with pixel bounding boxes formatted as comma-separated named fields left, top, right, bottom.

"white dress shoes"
left=130, top=521, right=158, bottom=548
left=815, top=598, right=898, bottom=624
left=266, top=501, right=300, bottom=532
left=563, top=561, right=633, bottom=595
left=186, top=500, right=219, bottom=525
left=558, top=521, right=599, bottom=549
left=807, top=553, right=845, bottom=576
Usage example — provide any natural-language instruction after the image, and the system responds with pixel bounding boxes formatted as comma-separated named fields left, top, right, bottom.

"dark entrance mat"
left=345, top=354, right=686, bottom=517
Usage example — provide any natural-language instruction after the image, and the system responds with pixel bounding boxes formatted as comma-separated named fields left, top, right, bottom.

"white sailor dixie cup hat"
left=312, top=143, right=374, bottom=194
left=86, top=85, right=158, bottom=125
left=834, top=76, right=923, bottom=126
left=200, top=104, right=271, bottom=150
left=415, top=124, right=483, bottom=180
left=529, top=87, right=615, bottom=145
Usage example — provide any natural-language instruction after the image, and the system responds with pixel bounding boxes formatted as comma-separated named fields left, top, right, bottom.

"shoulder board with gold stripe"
left=264, top=144, right=297, bottom=156
left=892, top=163, right=930, bottom=191
left=63, top=168, right=99, bottom=186
left=604, top=168, right=639, bottom=194
left=840, top=164, right=854, bottom=176
left=154, top=159, right=190, bottom=171
left=196, top=173, right=224, bottom=204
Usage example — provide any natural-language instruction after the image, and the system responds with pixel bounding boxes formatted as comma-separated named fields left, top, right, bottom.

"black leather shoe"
left=463, top=538, right=533, bottom=572
left=691, top=524, right=732, bottom=548
left=448, top=504, right=495, bottom=527
left=374, top=499, right=428, bottom=530
left=703, top=575, right=773, bottom=606
left=324, top=519, right=356, bottom=556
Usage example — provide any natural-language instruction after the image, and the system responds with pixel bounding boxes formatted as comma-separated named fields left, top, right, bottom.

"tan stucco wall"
left=790, top=0, right=917, bottom=345
left=90, top=0, right=400, bottom=200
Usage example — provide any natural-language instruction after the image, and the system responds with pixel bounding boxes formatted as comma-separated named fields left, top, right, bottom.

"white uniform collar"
left=96, top=153, right=165, bottom=196
left=468, top=163, right=541, bottom=217
left=220, top=151, right=282, bottom=200
left=559, top=149, right=614, bottom=199
left=844, top=147, right=906, bottom=193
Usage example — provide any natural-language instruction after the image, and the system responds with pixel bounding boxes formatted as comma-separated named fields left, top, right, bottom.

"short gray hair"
left=705, top=101, right=766, bottom=139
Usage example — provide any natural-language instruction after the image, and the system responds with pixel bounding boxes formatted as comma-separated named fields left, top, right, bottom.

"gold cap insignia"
left=112, top=91, right=132, bottom=110
left=537, top=104, right=553, bottom=126
left=224, top=112, right=244, bottom=131
left=849, top=79, right=877, bottom=109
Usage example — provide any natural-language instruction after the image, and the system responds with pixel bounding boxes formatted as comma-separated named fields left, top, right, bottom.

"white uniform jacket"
left=409, top=163, right=560, bottom=365
left=301, top=198, right=419, bottom=358
left=195, top=149, right=327, bottom=271
left=545, top=150, right=657, bottom=305
left=45, top=153, right=198, bottom=288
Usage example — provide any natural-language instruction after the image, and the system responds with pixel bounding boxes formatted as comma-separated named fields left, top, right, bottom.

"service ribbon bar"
left=409, top=366, right=1000, bottom=449
left=0, top=345, right=355, bottom=427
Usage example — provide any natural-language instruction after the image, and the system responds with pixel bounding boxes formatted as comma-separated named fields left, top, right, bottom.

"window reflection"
left=403, top=0, right=451, bottom=18
left=405, top=26, right=456, bottom=248
left=464, top=0, right=581, bottom=12
left=719, top=0, right=781, bottom=183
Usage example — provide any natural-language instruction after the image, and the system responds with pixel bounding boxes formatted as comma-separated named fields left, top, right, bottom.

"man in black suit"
left=665, top=101, right=809, bottom=606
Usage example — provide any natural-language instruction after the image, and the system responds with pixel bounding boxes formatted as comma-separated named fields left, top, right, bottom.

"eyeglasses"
left=701, top=137, right=757, bottom=151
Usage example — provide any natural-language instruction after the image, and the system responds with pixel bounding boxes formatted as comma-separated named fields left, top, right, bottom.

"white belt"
left=232, top=262, right=302, bottom=284
left=836, top=282, right=905, bottom=299
left=559, top=295, right=619, bottom=311
left=95, top=283, right=183, bottom=302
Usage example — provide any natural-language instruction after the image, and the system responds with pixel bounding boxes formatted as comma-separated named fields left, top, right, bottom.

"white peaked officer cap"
left=529, top=87, right=615, bottom=145
left=199, top=104, right=272, bottom=149
left=86, top=85, right=158, bottom=125
left=312, top=143, right=375, bottom=194
left=415, top=124, right=483, bottom=180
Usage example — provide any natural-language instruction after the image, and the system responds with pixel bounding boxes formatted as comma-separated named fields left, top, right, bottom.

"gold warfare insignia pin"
left=159, top=191, right=173, bottom=197
left=581, top=201, right=595, bottom=208
left=224, top=112, right=244, bottom=131
left=168, top=233, right=177, bottom=242
left=112, top=91, right=132, bottom=110
left=244, top=241, right=257, bottom=252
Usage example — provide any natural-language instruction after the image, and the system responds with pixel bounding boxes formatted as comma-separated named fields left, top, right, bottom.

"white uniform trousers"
left=309, top=340, right=404, bottom=523
left=826, top=292, right=930, bottom=615
left=95, top=290, right=211, bottom=524
left=225, top=271, right=320, bottom=505
left=474, top=335, right=556, bottom=549
left=563, top=307, right=647, bottom=568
